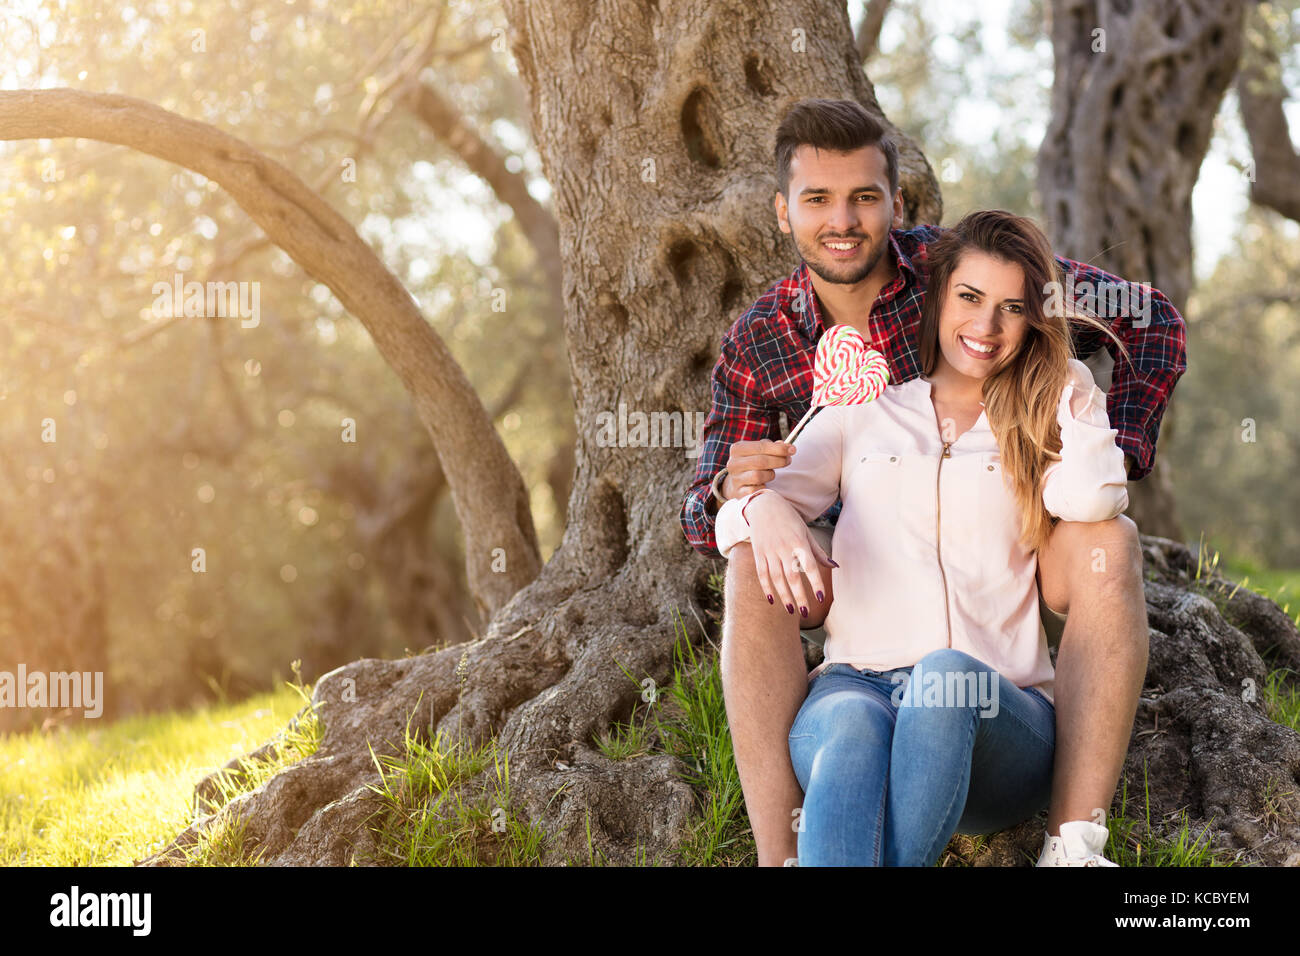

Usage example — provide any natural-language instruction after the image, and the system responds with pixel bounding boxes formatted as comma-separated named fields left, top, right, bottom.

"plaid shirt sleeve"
left=1054, top=256, right=1187, bottom=481
left=680, top=323, right=780, bottom=557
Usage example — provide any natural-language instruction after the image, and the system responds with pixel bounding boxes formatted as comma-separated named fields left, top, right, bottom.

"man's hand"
left=722, top=439, right=797, bottom=499
left=742, top=491, right=834, bottom=617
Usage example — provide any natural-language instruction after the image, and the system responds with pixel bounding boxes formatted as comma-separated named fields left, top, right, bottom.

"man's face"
left=774, top=144, right=904, bottom=285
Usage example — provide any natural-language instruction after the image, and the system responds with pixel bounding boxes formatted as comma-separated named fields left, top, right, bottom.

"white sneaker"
left=1035, top=820, right=1119, bottom=866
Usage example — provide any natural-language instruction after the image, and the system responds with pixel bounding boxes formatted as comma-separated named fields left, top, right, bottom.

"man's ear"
left=891, top=188, right=905, bottom=229
left=774, top=190, right=791, bottom=234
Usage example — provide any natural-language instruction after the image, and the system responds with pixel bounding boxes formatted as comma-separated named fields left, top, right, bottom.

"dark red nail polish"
left=816, top=591, right=824, bottom=602
left=767, top=594, right=774, bottom=604
left=800, top=606, right=808, bottom=618
left=785, top=603, right=794, bottom=614
left=829, top=560, right=840, bottom=568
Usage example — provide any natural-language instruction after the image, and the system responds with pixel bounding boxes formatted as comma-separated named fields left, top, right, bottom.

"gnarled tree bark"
left=1037, top=0, right=1249, bottom=541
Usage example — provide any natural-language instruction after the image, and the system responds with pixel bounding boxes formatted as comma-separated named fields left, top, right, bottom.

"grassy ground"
left=5, top=554, right=1297, bottom=867
left=362, top=578, right=1299, bottom=867
left=1217, top=558, right=1300, bottom=628
left=0, top=682, right=312, bottom=865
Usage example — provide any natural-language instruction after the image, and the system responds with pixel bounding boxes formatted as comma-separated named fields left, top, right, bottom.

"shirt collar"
left=792, top=228, right=918, bottom=342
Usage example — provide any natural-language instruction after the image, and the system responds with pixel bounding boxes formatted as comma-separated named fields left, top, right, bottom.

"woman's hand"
left=742, top=491, right=836, bottom=618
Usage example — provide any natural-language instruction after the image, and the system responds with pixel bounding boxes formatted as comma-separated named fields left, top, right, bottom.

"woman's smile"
left=957, top=333, right=1001, bottom=359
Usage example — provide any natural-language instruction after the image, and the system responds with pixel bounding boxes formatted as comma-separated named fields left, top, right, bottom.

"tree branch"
left=0, top=88, right=541, bottom=619
left=402, top=81, right=563, bottom=319
left=855, top=0, right=892, bottom=61
left=1237, top=3, right=1300, bottom=223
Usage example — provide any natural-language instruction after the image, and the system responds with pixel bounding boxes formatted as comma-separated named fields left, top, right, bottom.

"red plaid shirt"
left=680, top=224, right=1187, bottom=557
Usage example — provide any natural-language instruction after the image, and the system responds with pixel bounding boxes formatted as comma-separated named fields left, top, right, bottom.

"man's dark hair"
left=774, top=98, right=899, bottom=198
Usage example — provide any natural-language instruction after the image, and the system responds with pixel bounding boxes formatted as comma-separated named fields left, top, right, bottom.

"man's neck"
left=807, top=248, right=898, bottom=333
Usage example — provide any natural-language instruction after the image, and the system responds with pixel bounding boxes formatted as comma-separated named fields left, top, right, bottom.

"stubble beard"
left=797, top=229, right=889, bottom=286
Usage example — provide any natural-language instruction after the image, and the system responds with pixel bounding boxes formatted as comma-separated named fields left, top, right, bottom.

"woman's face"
left=934, top=249, right=1031, bottom=382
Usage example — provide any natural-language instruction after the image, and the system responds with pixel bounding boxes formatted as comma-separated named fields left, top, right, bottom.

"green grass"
left=190, top=666, right=323, bottom=817
left=1098, top=762, right=1222, bottom=866
left=1262, top=669, right=1300, bottom=734
left=593, top=602, right=755, bottom=865
left=361, top=604, right=750, bottom=867
left=0, top=682, right=312, bottom=866
left=174, top=806, right=268, bottom=867
left=650, top=610, right=756, bottom=866
left=1219, top=560, right=1300, bottom=624
left=1188, top=536, right=1300, bottom=734
left=361, top=712, right=548, bottom=866
left=1195, top=532, right=1300, bottom=629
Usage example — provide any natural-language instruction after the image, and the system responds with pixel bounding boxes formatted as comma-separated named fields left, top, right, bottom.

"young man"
left=679, top=98, right=1186, bottom=867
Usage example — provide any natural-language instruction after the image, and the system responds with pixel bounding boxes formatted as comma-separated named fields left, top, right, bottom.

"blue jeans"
left=788, top=647, right=1055, bottom=866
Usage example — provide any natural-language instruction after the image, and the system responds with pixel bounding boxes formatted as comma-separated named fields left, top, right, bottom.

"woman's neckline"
left=915, top=374, right=989, bottom=441
left=916, top=374, right=986, bottom=409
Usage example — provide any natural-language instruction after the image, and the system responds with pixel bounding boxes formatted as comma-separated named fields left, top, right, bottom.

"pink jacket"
left=715, top=359, right=1129, bottom=704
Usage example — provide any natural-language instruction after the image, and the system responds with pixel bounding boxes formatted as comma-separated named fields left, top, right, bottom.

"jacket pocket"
left=847, top=447, right=899, bottom=494
left=854, top=450, right=903, bottom=470
left=977, top=451, right=1010, bottom=514
left=847, top=450, right=902, bottom=513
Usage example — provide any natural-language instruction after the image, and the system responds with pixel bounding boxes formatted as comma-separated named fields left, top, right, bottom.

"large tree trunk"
left=1037, top=0, right=1248, bottom=541
left=138, top=0, right=940, bottom=865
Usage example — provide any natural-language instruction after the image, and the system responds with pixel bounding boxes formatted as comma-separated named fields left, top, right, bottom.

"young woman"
left=714, top=209, right=1133, bottom=866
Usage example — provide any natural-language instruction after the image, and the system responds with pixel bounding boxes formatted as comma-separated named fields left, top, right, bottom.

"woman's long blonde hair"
left=917, top=210, right=1131, bottom=553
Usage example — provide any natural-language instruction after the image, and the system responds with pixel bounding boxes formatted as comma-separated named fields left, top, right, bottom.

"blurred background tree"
left=0, top=0, right=572, bottom=729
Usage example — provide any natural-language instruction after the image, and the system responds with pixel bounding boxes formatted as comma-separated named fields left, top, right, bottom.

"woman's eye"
left=958, top=292, right=978, bottom=303
left=1004, top=303, right=1023, bottom=313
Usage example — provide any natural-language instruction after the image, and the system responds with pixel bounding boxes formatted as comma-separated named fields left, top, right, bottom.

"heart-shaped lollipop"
left=785, top=324, right=890, bottom=444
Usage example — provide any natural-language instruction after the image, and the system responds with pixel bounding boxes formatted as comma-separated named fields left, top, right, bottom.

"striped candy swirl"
left=812, top=325, right=890, bottom=407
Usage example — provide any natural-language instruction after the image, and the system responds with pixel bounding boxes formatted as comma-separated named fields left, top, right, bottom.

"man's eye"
left=856, top=195, right=876, bottom=202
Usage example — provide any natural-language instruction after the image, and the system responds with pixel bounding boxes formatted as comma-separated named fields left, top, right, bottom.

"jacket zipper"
left=936, top=439, right=953, bottom=648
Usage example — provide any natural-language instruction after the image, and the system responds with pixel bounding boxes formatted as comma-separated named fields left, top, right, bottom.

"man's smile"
left=820, top=235, right=866, bottom=258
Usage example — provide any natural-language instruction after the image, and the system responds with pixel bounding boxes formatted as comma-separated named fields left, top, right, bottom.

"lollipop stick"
left=783, top=403, right=818, bottom=446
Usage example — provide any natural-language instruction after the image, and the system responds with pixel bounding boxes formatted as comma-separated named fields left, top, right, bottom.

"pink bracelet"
left=740, top=490, right=768, bottom=526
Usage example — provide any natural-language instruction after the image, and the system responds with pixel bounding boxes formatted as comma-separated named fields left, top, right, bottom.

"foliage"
left=1173, top=212, right=1300, bottom=567
left=0, top=0, right=573, bottom=723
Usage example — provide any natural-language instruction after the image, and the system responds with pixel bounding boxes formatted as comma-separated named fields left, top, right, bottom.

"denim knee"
left=897, top=648, right=998, bottom=715
left=793, top=688, right=894, bottom=746
left=913, top=647, right=992, bottom=674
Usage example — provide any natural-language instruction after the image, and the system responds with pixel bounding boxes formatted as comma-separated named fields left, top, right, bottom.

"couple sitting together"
left=680, top=98, right=1186, bottom=867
